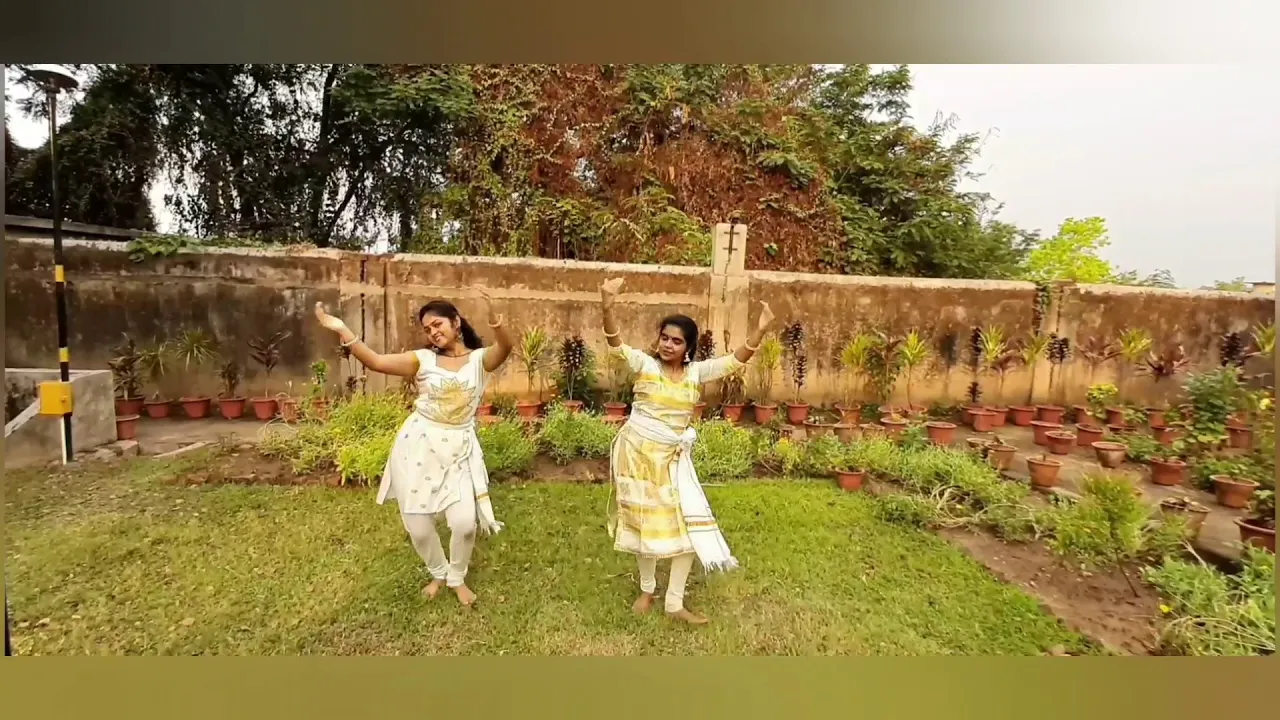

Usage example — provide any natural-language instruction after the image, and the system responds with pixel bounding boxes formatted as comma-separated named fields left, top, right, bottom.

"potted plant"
left=832, top=449, right=866, bottom=492
left=781, top=322, right=809, bottom=424
left=306, top=360, right=331, bottom=418
left=721, top=366, right=748, bottom=423
left=1085, top=383, right=1119, bottom=425
left=1234, top=490, right=1274, bottom=553
left=986, top=441, right=1017, bottom=471
left=864, top=330, right=904, bottom=418
left=600, top=350, right=633, bottom=421
left=897, top=328, right=931, bottom=417
left=1075, top=423, right=1105, bottom=447
left=108, top=335, right=146, bottom=418
left=1077, top=336, right=1120, bottom=393
left=115, top=411, right=140, bottom=441
left=247, top=331, right=290, bottom=420
left=217, top=358, right=246, bottom=419
left=925, top=420, right=957, bottom=446
left=749, top=334, right=781, bottom=424
left=963, top=327, right=983, bottom=419
left=1045, top=334, right=1071, bottom=407
left=173, top=329, right=217, bottom=419
left=1027, top=454, right=1063, bottom=490
left=691, top=330, right=716, bottom=419
left=515, top=327, right=550, bottom=419
left=1158, top=495, right=1211, bottom=537
left=880, top=412, right=908, bottom=435
left=836, top=333, right=872, bottom=424
left=977, top=325, right=1011, bottom=426
left=961, top=380, right=983, bottom=426
left=1045, top=430, right=1076, bottom=456
left=1142, top=344, right=1189, bottom=408
left=1212, top=474, right=1260, bottom=509
left=1011, top=333, right=1051, bottom=424
left=1030, top=419, right=1063, bottom=447
left=1091, top=440, right=1128, bottom=468
left=557, top=334, right=592, bottom=414
left=139, top=340, right=174, bottom=419
left=934, top=329, right=961, bottom=406
left=279, top=381, right=301, bottom=423
left=1115, top=327, right=1153, bottom=404
left=1148, top=440, right=1189, bottom=487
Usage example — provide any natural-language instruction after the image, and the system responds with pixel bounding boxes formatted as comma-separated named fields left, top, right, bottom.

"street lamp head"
left=22, top=64, right=79, bottom=93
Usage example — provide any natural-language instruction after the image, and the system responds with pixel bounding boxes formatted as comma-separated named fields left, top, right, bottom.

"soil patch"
left=180, top=449, right=348, bottom=489
left=939, top=528, right=1161, bottom=655
left=527, top=456, right=610, bottom=483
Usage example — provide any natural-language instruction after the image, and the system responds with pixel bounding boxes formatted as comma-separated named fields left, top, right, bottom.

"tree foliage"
left=1018, top=216, right=1176, bottom=288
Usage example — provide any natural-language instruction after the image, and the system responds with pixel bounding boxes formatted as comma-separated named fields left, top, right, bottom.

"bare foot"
left=666, top=608, right=709, bottom=625
left=632, top=592, right=655, bottom=615
left=422, top=579, right=445, bottom=599
left=453, top=584, right=477, bottom=607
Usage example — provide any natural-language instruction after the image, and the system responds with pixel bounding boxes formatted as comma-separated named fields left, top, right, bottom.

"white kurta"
left=376, top=348, right=498, bottom=529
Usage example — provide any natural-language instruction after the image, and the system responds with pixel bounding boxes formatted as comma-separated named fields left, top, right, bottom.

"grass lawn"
left=4, top=452, right=1094, bottom=655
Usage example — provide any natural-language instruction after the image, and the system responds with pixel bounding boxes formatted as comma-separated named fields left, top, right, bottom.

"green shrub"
left=1122, top=432, right=1162, bottom=463
left=1046, top=474, right=1182, bottom=568
left=538, top=407, right=617, bottom=464
left=1143, top=547, right=1275, bottom=656
left=478, top=418, right=538, bottom=479
left=259, top=392, right=407, bottom=485
left=761, top=437, right=806, bottom=477
left=801, top=435, right=844, bottom=476
left=872, top=494, right=939, bottom=529
left=692, top=420, right=757, bottom=480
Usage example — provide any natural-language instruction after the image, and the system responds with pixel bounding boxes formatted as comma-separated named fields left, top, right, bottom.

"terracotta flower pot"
left=1030, top=420, right=1062, bottom=446
left=880, top=416, right=908, bottom=435
left=1149, top=458, right=1187, bottom=487
left=925, top=421, right=957, bottom=446
left=835, top=468, right=866, bottom=492
left=1151, top=425, right=1181, bottom=446
left=720, top=402, right=746, bottom=423
left=835, top=423, right=859, bottom=443
left=475, top=403, right=495, bottom=418
left=279, top=398, right=301, bottom=423
left=1045, top=430, right=1076, bottom=456
left=144, top=400, right=172, bottom=419
left=115, top=414, right=140, bottom=441
left=515, top=401, right=542, bottom=420
left=987, top=443, right=1016, bottom=471
left=1071, top=404, right=1091, bottom=423
left=1075, top=424, right=1105, bottom=447
left=690, top=402, right=706, bottom=420
left=1092, top=441, right=1127, bottom=469
left=859, top=422, right=885, bottom=437
left=1107, top=424, right=1132, bottom=436
left=1009, top=406, right=1037, bottom=426
left=115, top=397, right=146, bottom=417
left=970, top=410, right=996, bottom=433
left=1105, top=407, right=1126, bottom=426
left=986, top=406, right=1009, bottom=427
left=961, top=405, right=983, bottom=427
left=564, top=400, right=586, bottom=414
left=835, top=404, right=861, bottom=425
left=804, top=420, right=834, bottom=438
left=786, top=403, right=811, bottom=425
left=966, top=436, right=989, bottom=453
left=1036, top=405, right=1066, bottom=424
left=1212, top=475, right=1259, bottom=509
left=1027, top=456, right=1063, bottom=490
left=218, top=397, right=247, bottom=420
left=603, top=402, right=628, bottom=419
left=1235, top=518, right=1275, bottom=553
left=250, top=398, right=279, bottom=420
left=1159, top=500, right=1210, bottom=536
left=1146, top=408, right=1167, bottom=428
left=181, top=397, right=212, bottom=419
left=751, top=402, right=777, bottom=425
left=1226, top=425, right=1253, bottom=450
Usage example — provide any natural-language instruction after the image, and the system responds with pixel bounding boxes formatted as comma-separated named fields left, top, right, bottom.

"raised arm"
left=734, top=301, right=775, bottom=363
left=477, top=287, right=514, bottom=373
left=314, top=302, right=420, bottom=378
left=600, top=277, right=625, bottom=348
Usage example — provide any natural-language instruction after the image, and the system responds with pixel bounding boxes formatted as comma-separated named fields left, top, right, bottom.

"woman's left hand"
left=757, top=301, right=775, bottom=331
left=477, top=287, right=499, bottom=323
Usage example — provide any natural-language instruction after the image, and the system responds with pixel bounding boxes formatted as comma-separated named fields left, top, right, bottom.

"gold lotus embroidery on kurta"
left=422, top=377, right=476, bottom=426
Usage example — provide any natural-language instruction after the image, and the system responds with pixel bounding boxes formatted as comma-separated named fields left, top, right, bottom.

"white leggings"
left=637, top=553, right=696, bottom=613
left=400, top=495, right=477, bottom=588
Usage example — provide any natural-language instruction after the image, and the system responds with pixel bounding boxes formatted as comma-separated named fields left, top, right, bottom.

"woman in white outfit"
left=313, top=292, right=512, bottom=607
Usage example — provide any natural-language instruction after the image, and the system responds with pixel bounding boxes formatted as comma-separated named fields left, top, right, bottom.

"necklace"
left=437, top=349, right=468, bottom=358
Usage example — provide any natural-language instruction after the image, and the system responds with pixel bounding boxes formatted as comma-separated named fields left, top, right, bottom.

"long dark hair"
left=418, top=300, right=485, bottom=351
left=657, top=314, right=699, bottom=365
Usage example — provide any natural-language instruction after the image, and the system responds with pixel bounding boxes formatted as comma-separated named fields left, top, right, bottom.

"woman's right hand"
left=601, top=278, right=624, bottom=303
left=314, top=302, right=350, bottom=336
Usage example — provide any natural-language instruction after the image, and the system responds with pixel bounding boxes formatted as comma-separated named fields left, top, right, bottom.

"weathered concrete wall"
left=4, top=229, right=1273, bottom=409
left=4, top=369, right=115, bottom=468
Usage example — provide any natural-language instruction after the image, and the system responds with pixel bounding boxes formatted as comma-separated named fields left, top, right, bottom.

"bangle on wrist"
left=488, top=315, right=505, bottom=328
left=603, top=329, right=620, bottom=339
left=745, top=341, right=760, bottom=352
left=341, top=336, right=360, bottom=348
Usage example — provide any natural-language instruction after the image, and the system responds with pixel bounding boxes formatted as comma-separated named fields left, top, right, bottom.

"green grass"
left=4, top=452, right=1093, bottom=656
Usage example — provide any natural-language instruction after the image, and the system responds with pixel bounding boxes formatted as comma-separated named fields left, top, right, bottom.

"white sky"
left=7, top=64, right=1277, bottom=287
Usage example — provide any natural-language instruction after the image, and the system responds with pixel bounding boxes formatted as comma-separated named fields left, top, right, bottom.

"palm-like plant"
left=173, top=329, right=218, bottom=400
left=990, top=350, right=1022, bottom=406
left=1143, top=345, right=1189, bottom=401
left=1078, top=336, right=1120, bottom=386
left=837, top=333, right=873, bottom=408
left=108, top=335, right=144, bottom=401
left=138, top=340, right=173, bottom=401
left=247, top=331, right=290, bottom=399
left=517, top=328, right=551, bottom=403
left=978, top=325, right=1008, bottom=401
left=1017, top=333, right=1051, bottom=405
left=752, top=334, right=783, bottom=405
left=897, top=329, right=931, bottom=411
left=864, top=331, right=904, bottom=404
left=1116, top=327, right=1153, bottom=400
left=218, top=358, right=242, bottom=399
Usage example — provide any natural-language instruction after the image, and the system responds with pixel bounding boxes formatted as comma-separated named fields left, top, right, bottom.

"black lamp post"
left=23, top=64, right=79, bottom=465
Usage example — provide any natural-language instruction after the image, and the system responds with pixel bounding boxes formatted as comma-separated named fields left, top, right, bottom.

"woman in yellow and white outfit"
left=314, top=292, right=513, bottom=608
left=599, top=277, right=774, bottom=624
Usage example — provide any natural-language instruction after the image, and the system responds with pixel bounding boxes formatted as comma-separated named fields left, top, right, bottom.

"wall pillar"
left=707, top=223, right=751, bottom=357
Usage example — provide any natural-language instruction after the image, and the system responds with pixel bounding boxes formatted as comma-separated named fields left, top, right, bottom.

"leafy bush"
left=801, top=435, right=845, bottom=476
left=1046, top=474, right=1182, bottom=568
left=478, top=418, right=538, bottom=479
left=259, top=392, right=407, bottom=485
left=1123, top=432, right=1162, bottom=463
left=872, top=494, right=939, bottom=529
left=692, top=420, right=758, bottom=480
left=1143, top=547, right=1275, bottom=656
left=1183, top=367, right=1246, bottom=450
left=760, top=437, right=806, bottom=477
left=538, top=406, right=617, bottom=464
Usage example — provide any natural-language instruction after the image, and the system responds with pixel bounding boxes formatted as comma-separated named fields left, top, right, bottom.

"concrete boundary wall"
left=4, top=225, right=1273, bottom=408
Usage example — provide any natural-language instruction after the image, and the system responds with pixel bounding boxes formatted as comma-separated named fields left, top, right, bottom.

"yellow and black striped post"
left=45, top=75, right=74, bottom=462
